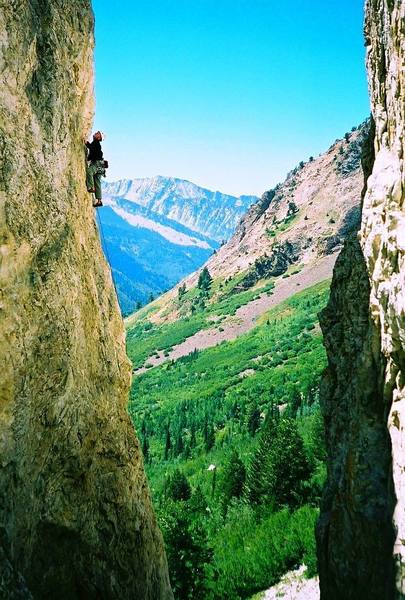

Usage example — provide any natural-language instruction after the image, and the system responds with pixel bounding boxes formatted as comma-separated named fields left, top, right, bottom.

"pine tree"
left=270, top=418, right=311, bottom=508
left=142, top=435, right=150, bottom=464
left=264, top=400, right=280, bottom=426
left=197, top=267, right=212, bottom=292
left=211, top=467, right=217, bottom=498
left=174, top=430, right=184, bottom=457
left=178, top=283, right=186, bottom=300
left=204, top=423, right=215, bottom=452
left=165, top=469, right=191, bottom=502
left=245, top=415, right=277, bottom=505
left=182, top=443, right=190, bottom=460
left=287, top=390, right=302, bottom=418
left=160, top=499, right=211, bottom=599
left=247, top=405, right=261, bottom=436
left=220, top=451, right=246, bottom=515
left=141, top=419, right=147, bottom=438
left=188, top=485, right=207, bottom=517
left=308, top=409, right=326, bottom=463
left=164, top=425, right=172, bottom=460
left=189, top=424, right=197, bottom=449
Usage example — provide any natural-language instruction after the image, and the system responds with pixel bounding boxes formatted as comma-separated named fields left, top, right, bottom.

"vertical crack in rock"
left=0, top=2, right=172, bottom=598
left=317, top=0, right=404, bottom=598
left=316, top=231, right=396, bottom=600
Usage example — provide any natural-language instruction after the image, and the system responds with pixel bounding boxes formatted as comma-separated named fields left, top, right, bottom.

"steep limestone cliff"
left=317, top=0, right=404, bottom=598
left=0, top=2, right=172, bottom=598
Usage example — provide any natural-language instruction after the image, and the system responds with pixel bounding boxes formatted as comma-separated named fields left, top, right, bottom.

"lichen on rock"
left=0, top=1, right=172, bottom=598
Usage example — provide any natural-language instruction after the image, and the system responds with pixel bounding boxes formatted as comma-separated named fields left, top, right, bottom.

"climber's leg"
left=86, top=162, right=95, bottom=192
left=94, top=173, right=102, bottom=200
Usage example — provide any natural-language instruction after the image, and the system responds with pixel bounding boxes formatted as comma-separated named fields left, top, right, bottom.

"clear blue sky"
left=92, top=0, right=369, bottom=196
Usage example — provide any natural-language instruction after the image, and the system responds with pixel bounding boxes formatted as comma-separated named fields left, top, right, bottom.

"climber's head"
left=93, top=131, right=103, bottom=141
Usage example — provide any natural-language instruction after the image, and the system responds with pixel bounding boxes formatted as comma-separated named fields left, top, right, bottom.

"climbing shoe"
left=93, top=200, right=103, bottom=207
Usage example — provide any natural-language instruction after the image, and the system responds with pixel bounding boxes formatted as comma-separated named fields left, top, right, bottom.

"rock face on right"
left=317, top=1, right=404, bottom=598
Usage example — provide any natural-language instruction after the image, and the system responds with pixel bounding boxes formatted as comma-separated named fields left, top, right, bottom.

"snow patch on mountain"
left=102, top=176, right=258, bottom=242
left=108, top=202, right=211, bottom=249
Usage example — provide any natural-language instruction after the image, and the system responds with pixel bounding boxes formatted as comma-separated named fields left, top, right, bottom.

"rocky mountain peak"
left=136, top=121, right=369, bottom=332
left=102, top=175, right=258, bottom=242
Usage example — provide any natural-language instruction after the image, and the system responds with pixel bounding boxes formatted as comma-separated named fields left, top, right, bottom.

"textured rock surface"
left=362, top=1, right=405, bottom=589
left=317, top=0, right=404, bottom=598
left=317, top=233, right=396, bottom=599
left=0, top=2, right=172, bottom=598
left=0, top=547, right=32, bottom=600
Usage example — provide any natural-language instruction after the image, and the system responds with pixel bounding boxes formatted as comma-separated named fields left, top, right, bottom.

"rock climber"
left=84, top=131, right=105, bottom=207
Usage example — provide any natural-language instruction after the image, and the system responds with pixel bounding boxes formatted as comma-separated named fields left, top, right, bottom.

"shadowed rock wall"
left=317, top=0, right=404, bottom=597
left=0, top=2, right=172, bottom=598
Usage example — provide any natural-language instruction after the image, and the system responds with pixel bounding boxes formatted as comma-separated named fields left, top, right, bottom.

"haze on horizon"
left=93, top=0, right=369, bottom=197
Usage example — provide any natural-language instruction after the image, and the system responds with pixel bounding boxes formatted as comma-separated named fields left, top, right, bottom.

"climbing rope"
left=95, top=207, right=120, bottom=301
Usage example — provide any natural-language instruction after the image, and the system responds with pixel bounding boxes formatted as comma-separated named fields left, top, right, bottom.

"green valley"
left=123, top=123, right=368, bottom=598
left=126, top=274, right=275, bottom=369
left=126, top=277, right=329, bottom=599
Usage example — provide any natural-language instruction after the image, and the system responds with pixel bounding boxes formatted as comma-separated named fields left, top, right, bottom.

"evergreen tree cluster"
left=138, top=384, right=319, bottom=468
left=159, top=486, right=211, bottom=600
left=157, top=411, right=319, bottom=599
left=245, top=414, right=311, bottom=508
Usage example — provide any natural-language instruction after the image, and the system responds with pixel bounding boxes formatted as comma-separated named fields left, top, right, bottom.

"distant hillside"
left=132, top=120, right=369, bottom=332
left=98, top=176, right=258, bottom=315
left=185, top=121, right=370, bottom=287
left=97, top=202, right=218, bottom=315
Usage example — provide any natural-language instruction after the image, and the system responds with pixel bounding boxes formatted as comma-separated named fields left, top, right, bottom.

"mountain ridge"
left=98, top=205, right=218, bottom=315
left=102, top=175, right=258, bottom=242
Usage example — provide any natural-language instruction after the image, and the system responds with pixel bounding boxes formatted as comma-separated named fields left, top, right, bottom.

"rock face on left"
left=0, top=2, right=172, bottom=598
